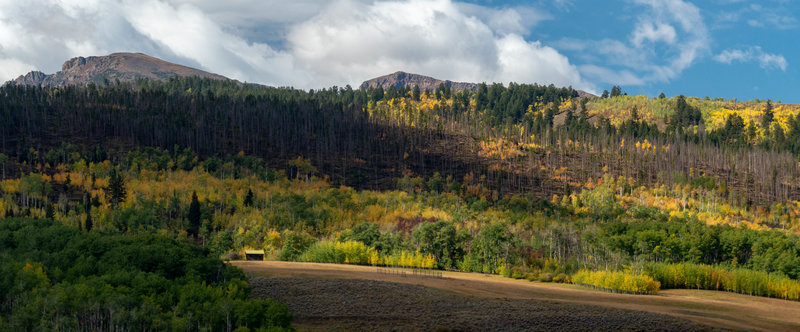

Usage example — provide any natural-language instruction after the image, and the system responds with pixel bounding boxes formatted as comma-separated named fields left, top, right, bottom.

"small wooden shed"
left=245, top=249, right=265, bottom=261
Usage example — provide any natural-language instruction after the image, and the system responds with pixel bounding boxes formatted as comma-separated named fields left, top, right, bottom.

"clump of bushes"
left=572, top=269, right=660, bottom=294
left=299, top=240, right=436, bottom=268
left=553, top=273, right=570, bottom=283
left=507, top=267, right=569, bottom=283
left=301, top=240, right=377, bottom=265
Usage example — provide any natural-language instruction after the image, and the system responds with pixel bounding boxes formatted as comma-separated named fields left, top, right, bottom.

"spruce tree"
left=107, top=168, right=126, bottom=208
left=45, top=204, right=54, bottom=219
left=762, top=100, right=774, bottom=132
left=187, top=191, right=201, bottom=238
left=85, top=208, right=93, bottom=232
left=243, top=189, right=254, bottom=207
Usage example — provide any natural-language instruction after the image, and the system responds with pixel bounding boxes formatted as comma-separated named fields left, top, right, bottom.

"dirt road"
left=234, top=261, right=800, bottom=331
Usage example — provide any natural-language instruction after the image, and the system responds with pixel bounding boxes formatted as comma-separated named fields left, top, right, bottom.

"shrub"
left=553, top=273, right=570, bottom=283
left=301, top=240, right=376, bottom=265
left=278, top=231, right=313, bottom=261
left=572, top=269, right=660, bottom=294
left=539, top=273, right=553, bottom=282
left=510, top=267, right=526, bottom=279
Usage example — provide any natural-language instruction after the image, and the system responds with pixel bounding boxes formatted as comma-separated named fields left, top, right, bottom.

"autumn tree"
left=288, top=156, right=316, bottom=181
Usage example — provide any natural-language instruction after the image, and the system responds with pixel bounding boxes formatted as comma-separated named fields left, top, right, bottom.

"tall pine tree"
left=107, top=168, right=126, bottom=208
left=187, top=191, right=201, bottom=238
left=243, top=189, right=254, bottom=207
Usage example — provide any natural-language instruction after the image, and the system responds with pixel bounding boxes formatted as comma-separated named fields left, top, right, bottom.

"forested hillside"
left=2, top=77, right=800, bottom=302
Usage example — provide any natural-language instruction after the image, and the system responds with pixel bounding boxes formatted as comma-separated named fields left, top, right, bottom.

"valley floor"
left=234, top=261, right=800, bottom=331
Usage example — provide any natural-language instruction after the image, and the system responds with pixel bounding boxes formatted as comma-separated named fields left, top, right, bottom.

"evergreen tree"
left=0, top=153, right=7, bottom=179
left=610, top=85, right=622, bottom=97
left=658, top=92, right=666, bottom=99
left=187, top=191, right=201, bottom=238
left=85, top=207, right=93, bottom=232
left=107, top=168, right=126, bottom=208
left=243, top=189, right=255, bottom=207
left=762, top=100, right=774, bottom=132
left=412, top=84, right=421, bottom=101
left=45, top=204, right=54, bottom=219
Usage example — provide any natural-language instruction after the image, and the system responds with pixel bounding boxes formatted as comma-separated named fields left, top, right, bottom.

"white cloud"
left=714, top=2, right=797, bottom=30
left=631, top=22, right=677, bottom=46
left=286, top=0, right=592, bottom=90
left=0, top=0, right=591, bottom=92
left=714, top=46, right=787, bottom=71
left=562, top=0, right=710, bottom=85
left=456, top=3, right=550, bottom=35
left=121, top=0, right=304, bottom=85
left=496, top=35, right=585, bottom=88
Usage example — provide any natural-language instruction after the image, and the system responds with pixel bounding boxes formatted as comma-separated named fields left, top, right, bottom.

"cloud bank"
left=0, top=0, right=593, bottom=91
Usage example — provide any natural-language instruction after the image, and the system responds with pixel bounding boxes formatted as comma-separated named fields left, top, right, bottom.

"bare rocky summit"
left=360, top=71, right=596, bottom=98
left=5, top=53, right=229, bottom=87
left=360, top=71, right=478, bottom=92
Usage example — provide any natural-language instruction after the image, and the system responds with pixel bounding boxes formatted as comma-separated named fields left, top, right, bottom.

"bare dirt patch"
left=235, top=261, right=800, bottom=331
left=250, top=277, right=708, bottom=331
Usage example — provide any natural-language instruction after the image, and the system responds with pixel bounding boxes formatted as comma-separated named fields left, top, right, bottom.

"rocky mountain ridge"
left=5, top=53, right=228, bottom=87
left=360, top=71, right=596, bottom=98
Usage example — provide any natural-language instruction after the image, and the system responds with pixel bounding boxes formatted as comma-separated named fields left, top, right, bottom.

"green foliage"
left=459, top=222, right=513, bottom=274
left=301, top=240, right=377, bottom=265
left=347, top=222, right=381, bottom=248
left=667, top=95, right=702, bottom=133
left=412, top=220, right=468, bottom=269
left=0, top=218, right=293, bottom=331
left=572, top=269, right=660, bottom=294
left=279, top=231, right=313, bottom=261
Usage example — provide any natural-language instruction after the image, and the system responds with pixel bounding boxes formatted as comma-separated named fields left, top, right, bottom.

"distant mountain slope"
left=360, top=71, right=596, bottom=98
left=5, top=52, right=229, bottom=87
left=360, top=71, right=479, bottom=92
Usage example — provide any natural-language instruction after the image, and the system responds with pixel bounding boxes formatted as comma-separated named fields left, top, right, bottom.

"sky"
left=0, top=0, right=798, bottom=102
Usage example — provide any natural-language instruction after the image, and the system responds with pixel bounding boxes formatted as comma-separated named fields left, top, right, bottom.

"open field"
left=234, top=261, right=800, bottom=331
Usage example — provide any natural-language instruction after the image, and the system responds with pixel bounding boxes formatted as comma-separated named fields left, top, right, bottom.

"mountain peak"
left=5, top=53, right=229, bottom=87
left=360, top=72, right=596, bottom=98
left=360, top=71, right=478, bottom=92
